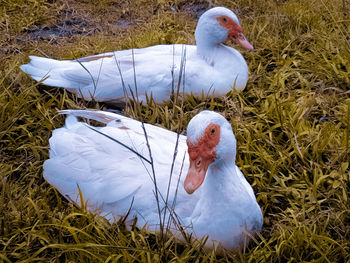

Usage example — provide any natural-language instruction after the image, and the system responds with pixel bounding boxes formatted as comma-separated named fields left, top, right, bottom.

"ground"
left=0, top=0, right=349, bottom=262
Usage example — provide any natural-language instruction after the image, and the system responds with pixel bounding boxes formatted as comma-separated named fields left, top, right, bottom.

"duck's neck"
left=201, top=158, right=241, bottom=201
left=196, top=43, right=220, bottom=65
left=197, top=41, right=220, bottom=56
left=195, top=28, right=222, bottom=64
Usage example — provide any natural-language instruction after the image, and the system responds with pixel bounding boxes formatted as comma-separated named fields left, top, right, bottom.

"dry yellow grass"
left=0, top=0, right=349, bottom=261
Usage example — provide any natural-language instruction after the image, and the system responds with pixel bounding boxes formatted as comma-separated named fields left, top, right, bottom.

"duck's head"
left=195, top=7, right=253, bottom=50
left=184, top=111, right=237, bottom=194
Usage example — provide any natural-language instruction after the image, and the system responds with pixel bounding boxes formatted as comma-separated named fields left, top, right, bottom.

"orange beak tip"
left=239, top=39, right=254, bottom=50
left=185, top=188, right=194, bottom=195
left=184, top=180, right=196, bottom=194
left=230, top=35, right=254, bottom=50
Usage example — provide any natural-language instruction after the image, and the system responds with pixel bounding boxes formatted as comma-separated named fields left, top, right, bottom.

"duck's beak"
left=184, top=156, right=213, bottom=194
left=230, top=32, right=254, bottom=50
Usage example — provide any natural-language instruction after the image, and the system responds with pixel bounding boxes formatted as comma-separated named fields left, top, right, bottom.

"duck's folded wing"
left=63, top=45, right=190, bottom=102
left=44, top=110, right=188, bottom=220
left=21, top=45, right=196, bottom=102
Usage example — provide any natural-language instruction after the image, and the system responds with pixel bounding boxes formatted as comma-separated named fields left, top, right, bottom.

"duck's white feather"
left=45, top=110, right=197, bottom=228
left=44, top=110, right=263, bottom=249
left=20, top=7, right=250, bottom=104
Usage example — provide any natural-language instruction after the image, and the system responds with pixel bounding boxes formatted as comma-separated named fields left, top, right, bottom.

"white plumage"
left=44, top=110, right=263, bottom=250
left=20, top=7, right=253, bottom=104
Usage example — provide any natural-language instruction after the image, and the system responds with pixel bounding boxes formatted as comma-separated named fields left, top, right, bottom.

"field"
left=0, top=0, right=349, bottom=261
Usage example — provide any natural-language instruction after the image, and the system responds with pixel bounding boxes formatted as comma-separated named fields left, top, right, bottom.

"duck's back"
left=20, top=43, right=248, bottom=103
left=44, top=111, right=197, bottom=227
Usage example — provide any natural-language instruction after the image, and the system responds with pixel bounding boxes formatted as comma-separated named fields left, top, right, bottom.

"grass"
left=0, top=0, right=349, bottom=261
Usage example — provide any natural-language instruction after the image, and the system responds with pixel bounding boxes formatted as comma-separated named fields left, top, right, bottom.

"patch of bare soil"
left=17, top=3, right=124, bottom=44
left=18, top=0, right=211, bottom=43
left=0, top=0, right=211, bottom=56
left=23, top=9, right=99, bottom=43
left=176, top=1, right=211, bottom=18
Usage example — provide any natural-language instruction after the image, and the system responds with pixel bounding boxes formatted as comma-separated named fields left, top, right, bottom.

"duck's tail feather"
left=20, top=56, right=74, bottom=87
left=59, top=109, right=124, bottom=125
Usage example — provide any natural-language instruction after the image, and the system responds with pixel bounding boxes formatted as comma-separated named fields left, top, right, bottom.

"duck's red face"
left=216, top=15, right=254, bottom=50
left=184, top=123, right=221, bottom=194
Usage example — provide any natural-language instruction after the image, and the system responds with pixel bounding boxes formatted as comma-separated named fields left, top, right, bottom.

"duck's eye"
left=222, top=17, right=227, bottom=23
left=210, top=128, right=216, bottom=135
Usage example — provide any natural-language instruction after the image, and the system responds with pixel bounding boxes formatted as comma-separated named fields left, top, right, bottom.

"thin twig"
left=140, top=122, right=164, bottom=245
left=75, top=56, right=97, bottom=96
left=131, top=48, right=140, bottom=104
left=112, top=51, right=129, bottom=101
left=162, top=133, right=180, bottom=231
left=167, top=150, right=187, bottom=239
left=84, top=124, right=151, bottom=164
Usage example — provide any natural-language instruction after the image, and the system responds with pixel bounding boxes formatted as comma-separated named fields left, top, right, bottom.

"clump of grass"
left=0, top=0, right=55, bottom=34
left=1, top=0, right=349, bottom=261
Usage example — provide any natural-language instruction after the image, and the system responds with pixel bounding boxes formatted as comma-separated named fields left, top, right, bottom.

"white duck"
left=20, top=7, right=253, bottom=104
left=44, top=110, right=263, bottom=249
